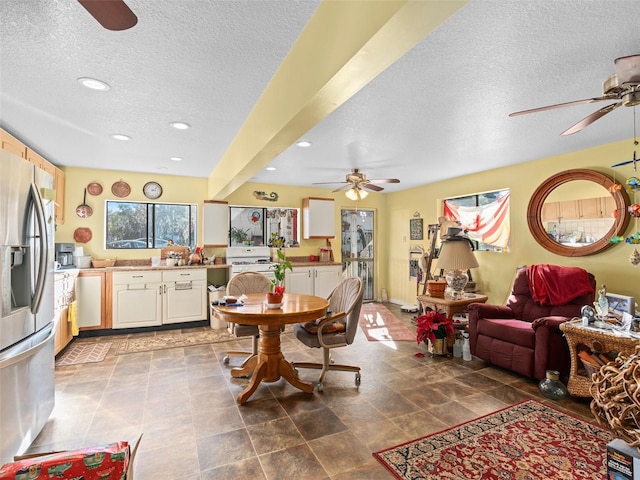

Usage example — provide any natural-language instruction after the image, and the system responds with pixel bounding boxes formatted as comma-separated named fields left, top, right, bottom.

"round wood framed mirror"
left=527, top=169, right=630, bottom=257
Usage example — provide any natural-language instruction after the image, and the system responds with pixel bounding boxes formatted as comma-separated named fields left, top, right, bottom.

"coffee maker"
left=55, top=243, right=75, bottom=268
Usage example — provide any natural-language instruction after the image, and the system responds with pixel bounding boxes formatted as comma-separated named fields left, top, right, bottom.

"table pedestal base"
left=231, top=324, right=313, bottom=404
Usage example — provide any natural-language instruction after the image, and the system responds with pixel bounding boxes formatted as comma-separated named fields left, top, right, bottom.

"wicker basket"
left=91, top=258, right=116, bottom=268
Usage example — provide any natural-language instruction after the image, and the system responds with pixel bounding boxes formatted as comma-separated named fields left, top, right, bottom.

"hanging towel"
left=527, top=264, right=594, bottom=306
left=68, top=300, right=79, bottom=336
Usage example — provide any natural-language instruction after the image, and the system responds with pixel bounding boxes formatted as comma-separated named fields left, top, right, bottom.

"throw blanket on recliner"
left=527, top=264, right=594, bottom=306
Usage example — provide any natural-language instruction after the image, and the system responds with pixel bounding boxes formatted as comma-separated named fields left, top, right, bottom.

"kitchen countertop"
left=76, top=264, right=231, bottom=272
left=288, top=261, right=342, bottom=267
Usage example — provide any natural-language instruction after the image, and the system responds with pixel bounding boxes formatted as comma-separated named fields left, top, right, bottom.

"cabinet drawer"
left=162, top=269, right=206, bottom=282
left=112, top=271, right=162, bottom=285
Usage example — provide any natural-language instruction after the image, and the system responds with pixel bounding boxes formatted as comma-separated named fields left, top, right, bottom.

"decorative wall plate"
left=87, top=182, right=103, bottom=196
left=111, top=180, right=131, bottom=198
left=73, top=227, right=92, bottom=243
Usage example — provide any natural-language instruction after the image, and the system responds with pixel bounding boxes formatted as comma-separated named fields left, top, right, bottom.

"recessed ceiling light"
left=296, top=140, right=311, bottom=148
left=78, top=77, right=110, bottom=91
left=266, top=167, right=276, bottom=171
left=170, top=122, right=191, bottom=130
left=170, top=157, right=183, bottom=162
left=110, top=133, right=131, bottom=141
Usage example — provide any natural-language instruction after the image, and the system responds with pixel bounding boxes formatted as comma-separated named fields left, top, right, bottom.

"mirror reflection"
left=229, top=206, right=299, bottom=247
left=541, top=180, right=615, bottom=247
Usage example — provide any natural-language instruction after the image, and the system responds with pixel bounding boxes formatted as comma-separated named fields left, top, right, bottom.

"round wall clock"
left=143, top=181, right=163, bottom=199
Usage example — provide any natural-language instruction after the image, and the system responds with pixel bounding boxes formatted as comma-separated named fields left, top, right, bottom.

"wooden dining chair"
left=293, top=276, right=364, bottom=392
left=222, top=272, right=271, bottom=370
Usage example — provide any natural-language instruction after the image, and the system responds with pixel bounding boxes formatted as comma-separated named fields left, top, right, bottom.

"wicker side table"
left=560, top=320, right=640, bottom=397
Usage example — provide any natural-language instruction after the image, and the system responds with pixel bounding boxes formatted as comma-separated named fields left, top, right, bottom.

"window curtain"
left=443, top=192, right=510, bottom=249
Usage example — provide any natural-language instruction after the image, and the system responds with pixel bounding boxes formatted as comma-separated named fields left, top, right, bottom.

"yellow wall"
left=57, top=138, right=640, bottom=308
left=385, top=138, right=640, bottom=306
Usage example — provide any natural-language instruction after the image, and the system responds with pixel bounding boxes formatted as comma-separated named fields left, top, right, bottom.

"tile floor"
left=34, top=303, right=595, bottom=479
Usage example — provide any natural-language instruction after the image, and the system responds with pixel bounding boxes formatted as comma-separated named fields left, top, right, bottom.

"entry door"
left=341, top=209, right=374, bottom=301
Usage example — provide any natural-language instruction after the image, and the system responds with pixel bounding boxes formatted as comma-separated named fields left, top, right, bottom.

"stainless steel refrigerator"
left=0, top=150, right=56, bottom=464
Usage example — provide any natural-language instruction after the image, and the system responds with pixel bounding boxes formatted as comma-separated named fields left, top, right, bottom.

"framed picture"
left=410, top=218, right=423, bottom=240
left=605, top=293, right=636, bottom=320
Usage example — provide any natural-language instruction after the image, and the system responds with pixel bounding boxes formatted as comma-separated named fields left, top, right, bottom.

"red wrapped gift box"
left=0, top=435, right=141, bottom=480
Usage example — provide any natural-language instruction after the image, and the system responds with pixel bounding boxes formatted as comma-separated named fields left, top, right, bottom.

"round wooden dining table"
left=213, top=293, right=329, bottom=404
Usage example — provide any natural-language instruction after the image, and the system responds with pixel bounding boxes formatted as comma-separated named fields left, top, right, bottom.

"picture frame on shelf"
left=605, top=293, right=636, bottom=320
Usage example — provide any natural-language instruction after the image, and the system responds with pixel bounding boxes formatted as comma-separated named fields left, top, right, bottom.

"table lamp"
left=436, top=235, right=479, bottom=299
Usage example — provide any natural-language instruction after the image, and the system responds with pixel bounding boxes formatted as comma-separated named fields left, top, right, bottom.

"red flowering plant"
left=269, top=249, right=292, bottom=294
left=415, top=309, right=454, bottom=345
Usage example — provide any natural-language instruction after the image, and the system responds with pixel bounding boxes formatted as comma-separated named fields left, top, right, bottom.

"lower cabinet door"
left=112, top=283, right=162, bottom=328
left=163, top=281, right=207, bottom=324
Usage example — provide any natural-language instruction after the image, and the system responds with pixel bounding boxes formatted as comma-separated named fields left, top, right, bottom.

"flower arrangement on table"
left=416, top=309, right=454, bottom=345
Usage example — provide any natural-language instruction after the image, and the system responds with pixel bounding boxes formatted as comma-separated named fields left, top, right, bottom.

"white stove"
left=226, top=246, right=276, bottom=279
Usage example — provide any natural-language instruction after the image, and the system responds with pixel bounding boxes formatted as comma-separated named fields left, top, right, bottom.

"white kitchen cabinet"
left=76, top=270, right=107, bottom=329
left=54, top=270, right=78, bottom=354
left=112, top=269, right=207, bottom=329
left=112, top=271, right=163, bottom=328
left=302, top=197, right=335, bottom=239
left=203, top=200, right=229, bottom=247
left=285, top=265, right=342, bottom=298
left=163, top=269, right=207, bottom=324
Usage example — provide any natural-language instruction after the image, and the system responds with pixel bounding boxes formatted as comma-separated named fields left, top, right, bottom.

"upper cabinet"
left=302, top=197, right=335, bottom=239
left=203, top=200, right=229, bottom=247
left=1, top=129, right=66, bottom=225
left=0, top=129, right=27, bottom=158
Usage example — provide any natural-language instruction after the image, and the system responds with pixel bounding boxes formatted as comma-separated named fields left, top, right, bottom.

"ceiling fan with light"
left=509, top=54, right=640, bottom=136
left=312, top=168, right=400, bottom=200
left=77, top=0, right=138, bottom=31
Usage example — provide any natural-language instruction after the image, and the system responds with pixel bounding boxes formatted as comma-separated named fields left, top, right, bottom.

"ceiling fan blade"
left=508, top=97, right=612, bottom=117
left=611, top=159, right=635, bottom=168
left=366, top=178, right=400, bottom=184
left=361, top=183, right=384, bottom=192
left=560, top=102, right=621, bottom=136
left=332, top=184, right=353, bottom=193
left=77, top=0, right=138, bottom=31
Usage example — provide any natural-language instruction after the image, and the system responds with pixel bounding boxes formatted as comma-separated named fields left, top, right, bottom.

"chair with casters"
left=222, top=272, right=271, bottom=370
left=293, top=276, right=364, bottom=392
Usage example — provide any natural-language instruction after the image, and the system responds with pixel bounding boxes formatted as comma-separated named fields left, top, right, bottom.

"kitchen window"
left=106, top=201, right=197, bottom=249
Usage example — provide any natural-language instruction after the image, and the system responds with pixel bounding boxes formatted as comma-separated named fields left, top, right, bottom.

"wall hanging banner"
left=444, top=192, right=510, bottom=248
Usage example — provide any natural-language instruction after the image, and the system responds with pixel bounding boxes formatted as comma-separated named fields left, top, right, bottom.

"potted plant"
left=230, top=226, right=250, bottom=246
left=415, top=308, right=454, bottom=356
left=267, top=249, right=292, bottom=305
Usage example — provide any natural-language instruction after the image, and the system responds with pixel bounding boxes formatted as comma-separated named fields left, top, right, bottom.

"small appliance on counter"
left=54, top=242, right=75, bottom=268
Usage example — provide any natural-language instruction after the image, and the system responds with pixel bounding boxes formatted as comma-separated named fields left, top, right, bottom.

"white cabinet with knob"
left=302, top=197, right=335, bottom=239
left=285, top=265, right=342, bottom=298
left=112, top=269, right=207, bottom=329
left=203, top=200, right=229, bottom=247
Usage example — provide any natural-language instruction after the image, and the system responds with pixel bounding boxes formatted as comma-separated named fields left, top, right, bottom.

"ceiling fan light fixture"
left=78, top=77, right=110, bottom=91
left=345, top=188, right=368, bottom=201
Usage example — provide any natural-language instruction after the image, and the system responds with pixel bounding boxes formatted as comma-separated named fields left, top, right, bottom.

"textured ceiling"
left=2, top=0, right=640, bottom=197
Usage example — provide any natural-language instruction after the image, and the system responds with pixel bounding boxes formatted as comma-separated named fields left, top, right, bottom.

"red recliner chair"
left=468, top=265, right=596, bottom=381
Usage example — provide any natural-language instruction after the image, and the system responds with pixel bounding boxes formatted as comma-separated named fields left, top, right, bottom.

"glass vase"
left=538, top=370, right=568, bottom=400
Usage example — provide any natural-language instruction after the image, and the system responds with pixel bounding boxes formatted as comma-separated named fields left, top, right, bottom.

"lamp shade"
left=436, top=239, right=479, bottom=272
left=345, top=188, right=368, bottom=201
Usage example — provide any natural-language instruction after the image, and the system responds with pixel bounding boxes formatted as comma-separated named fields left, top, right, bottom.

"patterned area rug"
left=359, top=303, right=415, bottom=342
left=116, top=327, right=236, bottom=355
left=374, top=399, right=613, bottom=479
left=55, top=342, right=112, bottom=367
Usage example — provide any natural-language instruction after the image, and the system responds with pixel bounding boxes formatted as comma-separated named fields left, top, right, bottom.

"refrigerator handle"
left=0, top=325, right=54, bottom=368
left=29, top=182, right=48, bottom=315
